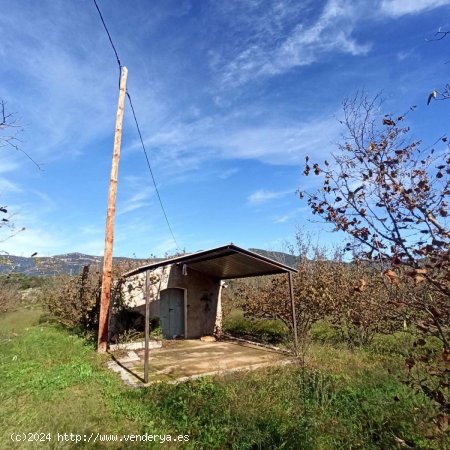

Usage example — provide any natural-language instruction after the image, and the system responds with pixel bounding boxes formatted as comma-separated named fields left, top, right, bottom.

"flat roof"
left=123, top=244, right=297, bottom=280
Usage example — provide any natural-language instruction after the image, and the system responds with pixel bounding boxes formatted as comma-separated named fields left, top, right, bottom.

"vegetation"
left=0, top=274, right=48, bottom=313
left=220, top=94, right=450, bottom=435
left=40, top=263, right=151, bottom=340
left=223, top=309, right=289, bottom=345
left=0, top=99, right=32, bottom=249
left=300, top=94, right=449, bottom=418
left=227, top=231, right=404, bottom=360
left=2, top=91, right=448, bottom=447
left=41, top=267, right=102, bottom=332
left=1, top=307, right=447, bottom=449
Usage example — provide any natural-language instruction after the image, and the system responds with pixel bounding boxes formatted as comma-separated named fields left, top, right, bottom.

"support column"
left=144, top=270, right=150, bottom=384
left=288, top=271, right=298, bottom=354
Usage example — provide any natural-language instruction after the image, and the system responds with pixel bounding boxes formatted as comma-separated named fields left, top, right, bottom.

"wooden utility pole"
left=98, top=66, right=128, bottom=353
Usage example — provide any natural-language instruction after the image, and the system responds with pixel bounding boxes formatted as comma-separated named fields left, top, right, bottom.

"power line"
left=92, top=0, right=180, bottom=251
left=126, top=92, right=180, bottom=250
left=92, top=0, right=121, bottom=68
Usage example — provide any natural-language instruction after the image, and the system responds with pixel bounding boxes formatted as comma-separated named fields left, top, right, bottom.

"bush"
left=41, top=265, right=149, bottom=341
left=41, top=266, right=101, bottom=331
left=223, top=309, right=289, bottom=344
left=0, top=281, right=21, bottom=313
left=0, top=273, right=48, bottom=290
left=310, top=320, right=341, bottom=344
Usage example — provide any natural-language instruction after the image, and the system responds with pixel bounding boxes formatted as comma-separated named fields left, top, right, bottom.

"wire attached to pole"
left=126, top=92, right=180, bottom=251
left=92, top=0, right=180, bottom=251
left=92, top=0, right=121, bottom=68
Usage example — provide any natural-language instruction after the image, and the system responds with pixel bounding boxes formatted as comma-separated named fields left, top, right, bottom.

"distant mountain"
left=0, top=253, right=154, bottom=276
left=248, top=249, right=299, bottom=268
left=0, top=248, right=299, bottom=276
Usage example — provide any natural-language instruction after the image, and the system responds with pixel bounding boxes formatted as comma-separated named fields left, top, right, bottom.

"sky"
left=0, top=0, right=449, bottom=258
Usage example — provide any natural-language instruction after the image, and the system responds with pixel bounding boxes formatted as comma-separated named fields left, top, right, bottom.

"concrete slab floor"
left=108, top=339, right=294, bottom=386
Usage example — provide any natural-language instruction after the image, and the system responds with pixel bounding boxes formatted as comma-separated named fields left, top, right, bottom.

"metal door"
left=159, top=288, right=185, bottom=339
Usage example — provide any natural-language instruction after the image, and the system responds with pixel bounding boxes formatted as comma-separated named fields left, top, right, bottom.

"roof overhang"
left=123, top=244, right=297, bottom=280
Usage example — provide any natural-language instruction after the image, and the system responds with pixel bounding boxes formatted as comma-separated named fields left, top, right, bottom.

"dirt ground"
left=110, top=339, right=293, bottom=384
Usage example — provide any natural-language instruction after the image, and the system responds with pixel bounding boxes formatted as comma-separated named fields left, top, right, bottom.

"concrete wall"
left=117, top=264, right=223, bottom=339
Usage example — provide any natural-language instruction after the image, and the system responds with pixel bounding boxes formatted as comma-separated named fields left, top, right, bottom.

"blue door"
left=160, top=288, right=185, bottom=339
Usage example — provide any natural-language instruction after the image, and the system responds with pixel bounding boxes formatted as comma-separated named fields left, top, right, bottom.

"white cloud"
left=0, top=178, right=21, bottom=194
left=117, top=186, right=154, bottom=216
left=217, top=0, right=371, bottom=86
left=262, top=0, right=370, bottom=74
left=380, top=0, right=450, bottom=17
left=397, top=49, right=415, bottom=61
left=30, top=190, right=57, bottom=212
left=151, top=236, right=179, bottom=256
left=213, top=0, right=450, bottom=87
left=221, top=117, right=341, bottom=165
left=0, top=159, right=20, bottom=174
left=218, top=167, right=239, bottom=179
left=273, top=207, right=306, bottom=223
left=72, top=239, right=105, bottom=257
left=247, top=189, right=293, bottom=205
left=128, top=112, right=341, bottom=178
left=0, top=1, right=169, bottom=171
left=0, top=226, right=68, bottom=257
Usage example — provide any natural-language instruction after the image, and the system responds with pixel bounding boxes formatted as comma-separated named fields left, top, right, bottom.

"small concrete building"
left=117, top=244, right=296, bottom=340
left=120, top=261, right=222, bottom=339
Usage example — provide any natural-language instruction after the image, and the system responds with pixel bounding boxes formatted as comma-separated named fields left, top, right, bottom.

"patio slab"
left=108, top=339, right=294, bottom=385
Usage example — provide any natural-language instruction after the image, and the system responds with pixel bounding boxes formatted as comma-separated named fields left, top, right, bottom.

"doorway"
left=159, top=288, right=185, bottom=339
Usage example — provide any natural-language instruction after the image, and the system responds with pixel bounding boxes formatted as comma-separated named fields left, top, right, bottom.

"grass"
left=223, top=309, right=289, bottom=344
left=0, top=308, right=448, bottom=449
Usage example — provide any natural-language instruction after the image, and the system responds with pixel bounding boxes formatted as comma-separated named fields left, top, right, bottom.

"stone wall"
left=116, top=264, right=222, bottom=339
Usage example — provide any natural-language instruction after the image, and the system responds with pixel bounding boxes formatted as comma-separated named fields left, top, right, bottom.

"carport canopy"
left=123, top=243, right=297, bottom=280
left=122, top=244, right=298, bottom=384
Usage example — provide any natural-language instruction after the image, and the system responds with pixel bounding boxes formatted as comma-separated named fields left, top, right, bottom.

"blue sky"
left=0, top=0, right=449, bottom=257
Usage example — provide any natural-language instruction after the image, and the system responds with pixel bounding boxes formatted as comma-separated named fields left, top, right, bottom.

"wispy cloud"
left=380, top=0, right=450, bottom=17
left=218, top=167, right=239, bottom=180
left=129, top=112, right=342, bottom=178
left=216, top=0, right=371, bottom=87
left=219, top=117, right=341, bottom=165
left=212, top=0, right=450, bottom=87
left=1, top=0, right=448, bottom=258
left=152, top=236, right=179, bottom=256
left=0, top=178, right=22, bottom=194
left=0, top=222, right=67, bottom=257
left=273, top=207, right=306, bottom=224
left=247, top=189, right=293, bottom=205
left=117, top=185, right=154, bottom=216
left=0, top=159, right=20, bottom=175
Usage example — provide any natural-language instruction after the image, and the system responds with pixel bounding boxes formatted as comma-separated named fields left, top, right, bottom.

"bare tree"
left=0, top=99, right=38, bottom=263
left=0, top=100, right=39, bottom=169
left=300, top=93, right=450, bottom=416
left=426, top=28, right=450, bottom=104
left=0, top=100, right=24, bottom=242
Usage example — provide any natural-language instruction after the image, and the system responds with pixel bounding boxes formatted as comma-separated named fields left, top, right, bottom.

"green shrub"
left=1, top=309, right=445, bottom=450
left=223, top=309, right=289, bottom=344
left=0, top=273, right=48, bottom=290
left=310, top=320, right=341, bottom=344
left=41, top=267, right=101, bottom=331
left=369, top=332, right=443, bottom=357
left=369, top=332, right=416, bottom=356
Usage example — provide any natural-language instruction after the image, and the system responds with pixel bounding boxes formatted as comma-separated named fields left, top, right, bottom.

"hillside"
left=0, top=253, right=154, bottom=276
left=0, top=248, right=298, bottom=276
left=248, top=248, right=299, bottom=268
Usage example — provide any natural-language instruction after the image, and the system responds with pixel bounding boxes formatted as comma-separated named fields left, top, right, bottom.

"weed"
left=0, top=308, right=447, bottom=449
